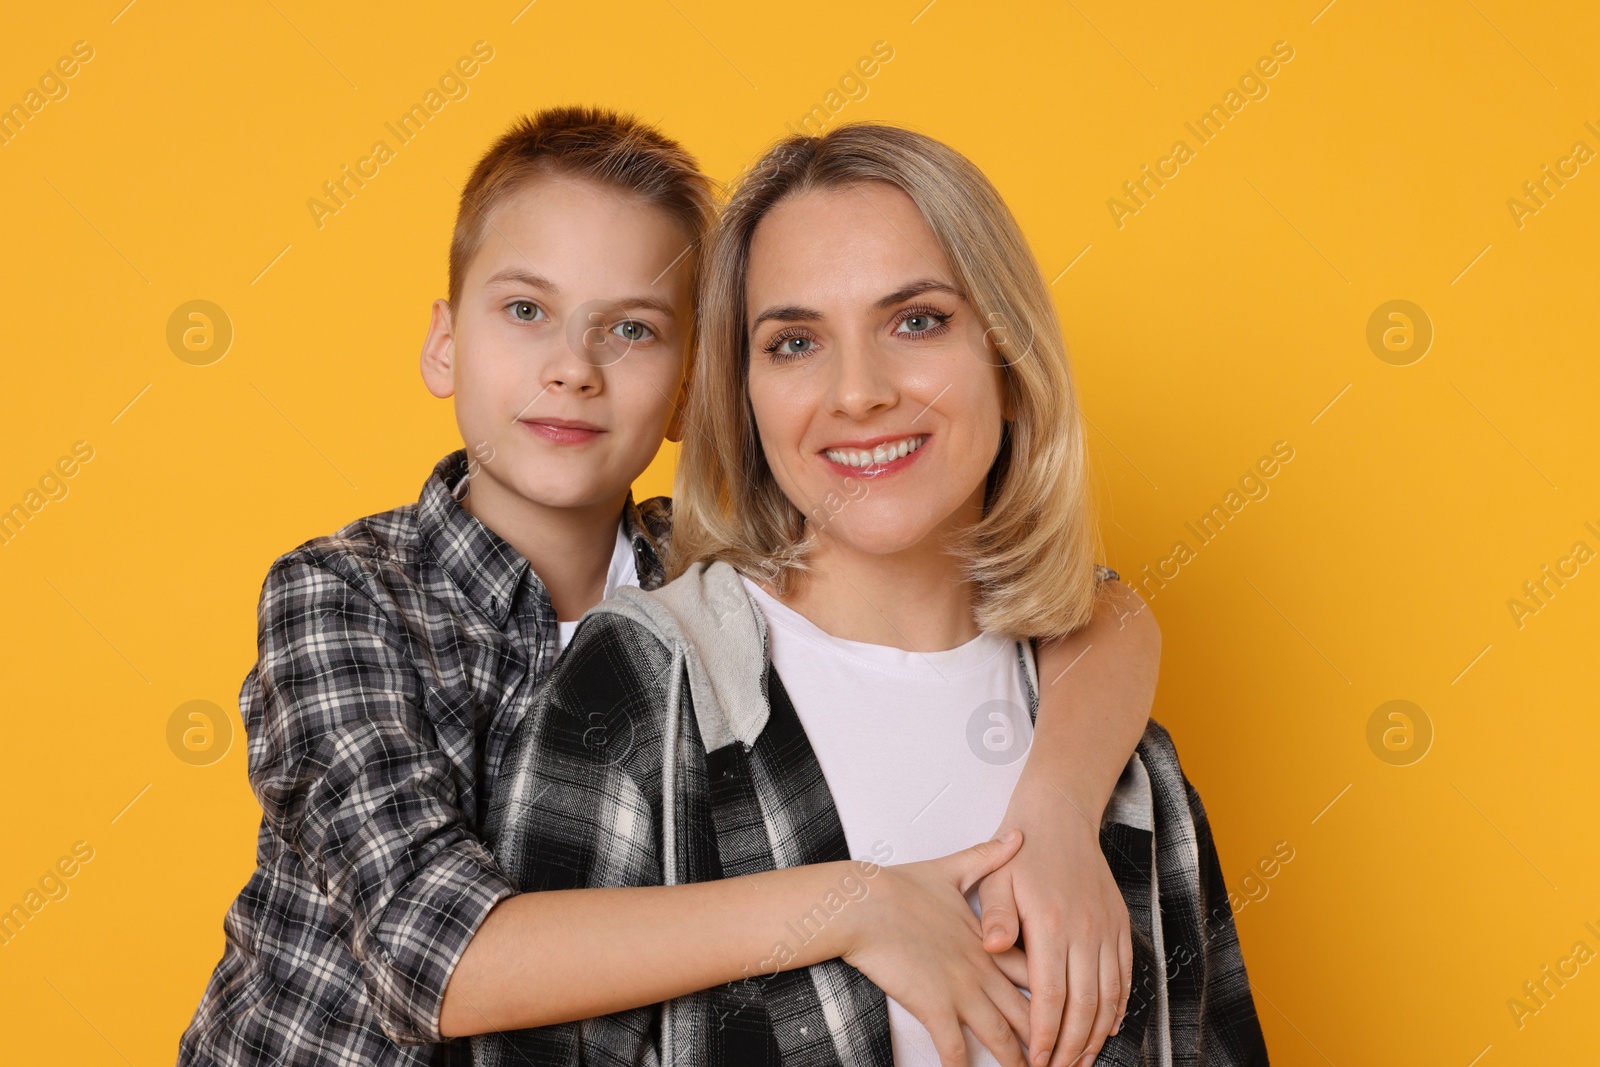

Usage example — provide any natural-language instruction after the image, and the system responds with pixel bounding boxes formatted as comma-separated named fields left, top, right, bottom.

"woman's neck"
left=774, top=527, right=981, bottom=652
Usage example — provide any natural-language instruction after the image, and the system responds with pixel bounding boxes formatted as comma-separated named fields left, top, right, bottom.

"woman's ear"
left=420, top=298, right=456, bottom=399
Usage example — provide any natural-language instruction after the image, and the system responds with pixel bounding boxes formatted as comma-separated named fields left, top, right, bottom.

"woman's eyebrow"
left=751, top=304, right=822, bottom=330
left=872, top=279, right=964, bottom=310
left=751, top=280, right=963, bottom=330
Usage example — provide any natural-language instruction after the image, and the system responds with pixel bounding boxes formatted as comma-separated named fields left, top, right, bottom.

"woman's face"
left=744, top=181, right=1009, bottom=560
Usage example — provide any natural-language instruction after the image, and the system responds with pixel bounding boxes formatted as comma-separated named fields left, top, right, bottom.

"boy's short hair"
left=447, top=107, right=717, bottom=314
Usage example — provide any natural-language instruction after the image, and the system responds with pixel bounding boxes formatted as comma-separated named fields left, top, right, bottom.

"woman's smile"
left=820, top=432, right=930, bottom=477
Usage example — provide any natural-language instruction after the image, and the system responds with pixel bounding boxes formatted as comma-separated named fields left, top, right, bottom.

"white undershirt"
left=554, top=521, right=639, bottom=654
left=741, top=577, right=1036, bottom=1067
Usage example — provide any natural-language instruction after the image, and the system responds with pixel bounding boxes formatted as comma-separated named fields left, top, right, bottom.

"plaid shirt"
left=472, top=562, right=1269, bottom=1067
left=178, top=450, right=673, bottom=1067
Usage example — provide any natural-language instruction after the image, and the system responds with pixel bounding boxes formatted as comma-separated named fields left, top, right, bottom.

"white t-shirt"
left=741, top=576, right=1036, bottom=1067
left=554, top=522, right=639, bottom=654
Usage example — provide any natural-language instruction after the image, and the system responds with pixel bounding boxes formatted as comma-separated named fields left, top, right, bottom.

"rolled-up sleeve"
left=245, top=554, right=519, bottom=1045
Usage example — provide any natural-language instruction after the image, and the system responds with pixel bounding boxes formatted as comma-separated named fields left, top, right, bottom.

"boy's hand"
left=841, top=831, right=1034, bottom=1067
left=977, top=809, right=1130, bottom=1067
left=996, top=578, right=1157, bottom=1065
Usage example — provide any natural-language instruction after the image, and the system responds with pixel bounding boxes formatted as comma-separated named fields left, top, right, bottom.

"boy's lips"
left=520, top=417, right=605, bottom=445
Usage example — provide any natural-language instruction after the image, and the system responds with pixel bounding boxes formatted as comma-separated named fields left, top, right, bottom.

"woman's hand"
left=839, top=830, right=1035, bottom=1067
left=975, top=808, right=1131, bottom=1067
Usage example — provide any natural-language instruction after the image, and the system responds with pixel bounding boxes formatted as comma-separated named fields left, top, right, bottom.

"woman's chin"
left=809, top=516, right=946, bottom=559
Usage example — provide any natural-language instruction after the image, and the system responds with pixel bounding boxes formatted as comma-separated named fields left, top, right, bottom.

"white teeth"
left=824, top=434, right=927, bottom=469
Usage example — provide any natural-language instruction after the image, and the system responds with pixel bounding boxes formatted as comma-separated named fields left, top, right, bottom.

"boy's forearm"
left=1011, top=580, right=1160, bottom=827
left=439, top=860, right=865, bottom=1037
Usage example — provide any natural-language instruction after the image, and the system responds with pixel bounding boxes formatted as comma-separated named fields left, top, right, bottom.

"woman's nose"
left=825, top=336, right=897, bottom=419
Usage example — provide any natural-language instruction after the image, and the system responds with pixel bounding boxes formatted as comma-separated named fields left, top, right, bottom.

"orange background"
left=2, top=1, right=1597, bottom=1062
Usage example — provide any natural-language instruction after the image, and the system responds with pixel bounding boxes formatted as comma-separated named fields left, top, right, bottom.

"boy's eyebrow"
left=750, top=280, right=964, bottom=330
left=482, top=268, right=676, bottom=319
left=484, top=267, right=559, bottom=291
left=614, top=296, right=678, bottom=319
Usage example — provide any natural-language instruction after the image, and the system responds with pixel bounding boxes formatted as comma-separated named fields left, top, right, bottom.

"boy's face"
left=422, top=176, right=693, bottom=515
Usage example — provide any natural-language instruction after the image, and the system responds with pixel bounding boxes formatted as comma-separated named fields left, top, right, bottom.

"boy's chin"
left=511, top=474, right=626, bottom=512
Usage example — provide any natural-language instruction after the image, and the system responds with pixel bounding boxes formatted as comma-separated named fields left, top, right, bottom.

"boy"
left=179, top=108, right=1160, bottom=1067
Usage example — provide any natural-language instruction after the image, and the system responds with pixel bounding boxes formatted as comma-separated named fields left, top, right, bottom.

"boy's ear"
left=664, top=374, right=690, bottom=443
left=420, top=299, right=456, bottom=399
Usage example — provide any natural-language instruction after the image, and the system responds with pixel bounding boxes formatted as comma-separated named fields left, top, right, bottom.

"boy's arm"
left=246, top=554, right=521, bottom=1047
left=978, top=577, right=1160, bottom=1067
left=255, top=556, right=1031, bottom=1060
left=444, top=614, right=1033, bottom=1063
left=439, top=837, right=1023, bottom=1042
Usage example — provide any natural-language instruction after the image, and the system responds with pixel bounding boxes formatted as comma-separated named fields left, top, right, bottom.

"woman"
left=471, top=124, right=1268, bottom=1066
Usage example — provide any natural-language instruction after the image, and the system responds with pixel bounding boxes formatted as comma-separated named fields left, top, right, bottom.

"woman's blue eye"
left=897, top=313, right=941, bottom=334
left=777, top=336, right=814, bottom=355
left=510, top=301, right=545, bottom=322
left=613, top=320, right=654, bottom=342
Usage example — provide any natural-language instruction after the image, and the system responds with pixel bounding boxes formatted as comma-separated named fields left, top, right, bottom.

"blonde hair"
left=670, top=123, right=1106, bottom=639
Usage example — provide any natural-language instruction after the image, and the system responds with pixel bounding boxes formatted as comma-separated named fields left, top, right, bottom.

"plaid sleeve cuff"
left=364, top=836, right=519, bottom=1046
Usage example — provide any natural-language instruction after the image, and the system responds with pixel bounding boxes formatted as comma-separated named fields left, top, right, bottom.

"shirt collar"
left=418, top=450, right=532, bottom=628
left=420, top=450, right=670, bottom=623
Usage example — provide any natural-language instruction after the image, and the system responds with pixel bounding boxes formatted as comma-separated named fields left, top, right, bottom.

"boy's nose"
left=540, top=328, right=609, bottom=392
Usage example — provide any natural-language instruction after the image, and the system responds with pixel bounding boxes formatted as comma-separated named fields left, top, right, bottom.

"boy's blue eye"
left=612, top=320, right=654, bottom=342
left=510, top=300, right=545, bottom=322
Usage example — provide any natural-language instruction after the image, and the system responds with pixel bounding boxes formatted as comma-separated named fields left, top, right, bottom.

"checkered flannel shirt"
left=471, top=573, right=1269, bottom=1066
left=178, top=450, right=673, bottom=1067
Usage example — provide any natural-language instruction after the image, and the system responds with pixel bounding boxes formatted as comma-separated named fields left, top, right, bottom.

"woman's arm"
left=977, top=578, right=1161, bottom=1067
left=441, top=833, right=1035, bottom=1067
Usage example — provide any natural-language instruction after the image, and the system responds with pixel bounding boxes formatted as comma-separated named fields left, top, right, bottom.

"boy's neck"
left=460, top=467, right=628, bottom=622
